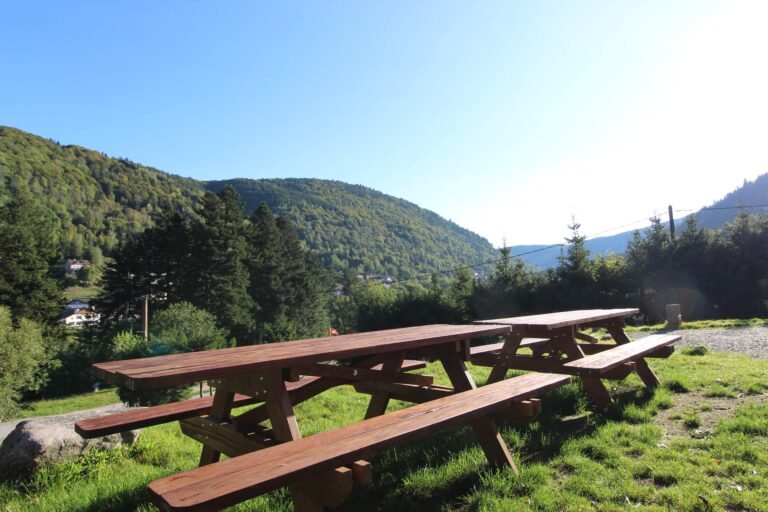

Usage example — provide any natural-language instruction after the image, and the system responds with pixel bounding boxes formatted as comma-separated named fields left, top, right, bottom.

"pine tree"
left=191, top=188, right=255, bottom=344
left=245, top=202, right=284, bottom=341
left=0, top=187, right=63, bottom=324
left=555, top=219, right=596, bottom=309
left=245, top=202, right=329, bottom=342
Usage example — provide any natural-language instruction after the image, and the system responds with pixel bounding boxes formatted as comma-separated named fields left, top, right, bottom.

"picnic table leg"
left=439, top=353, right=517, bottom=472
left=262, top=371, right=322, bottom=512
left=199, top=389, right=235, bottom=466
left=262, top=371, right=355, bottom=512
left=487, top=332, right=524, bottom=384
left=557, top=329, right=613, bottom=411
left=607, top=325, right=661, bottom=388
left=364, top=355, right=405, bottom=418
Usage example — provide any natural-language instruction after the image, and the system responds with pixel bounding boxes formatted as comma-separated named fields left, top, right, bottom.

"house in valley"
left=58, top=308, right=101, bottom=328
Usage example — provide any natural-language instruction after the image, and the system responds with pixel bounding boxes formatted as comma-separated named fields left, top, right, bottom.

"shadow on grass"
left=336, top=382, right=660, bottom=512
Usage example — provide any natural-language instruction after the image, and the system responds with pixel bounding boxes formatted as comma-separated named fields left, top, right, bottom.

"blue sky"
left=3, top=1, right=767, bottom=246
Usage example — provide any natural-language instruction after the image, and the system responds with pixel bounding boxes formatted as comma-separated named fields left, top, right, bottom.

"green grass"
left=2, top=348, right=767, bottom=511
left=62, top=285, right=101, bottom=301
left=15, top=389, right=121, bottom=419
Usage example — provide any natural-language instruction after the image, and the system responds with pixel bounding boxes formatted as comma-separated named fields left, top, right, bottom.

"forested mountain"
left=0, top=127, right=498, bottom=279
left=512, top=171, right=768, bottom=269
left=0, top=127, right=203, bottom=258
left=694, top=173, right=768, bottom=228
left=206, top=179, right=498, bottom=278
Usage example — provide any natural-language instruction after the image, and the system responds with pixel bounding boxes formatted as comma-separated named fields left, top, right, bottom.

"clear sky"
left=3, top=1, right=767, bottom=246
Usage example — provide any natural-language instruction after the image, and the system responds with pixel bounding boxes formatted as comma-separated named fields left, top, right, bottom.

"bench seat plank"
left=577, top=343, right=675, bottom=358
left=562, top=334, right=680, bottom=376
left=76, top=360, right=428, bottom=438
left=75, top=393, right=260, bottom=438
left=149, top=372, right=571, bottom=512
left=469, top=338, right=549, bottom=357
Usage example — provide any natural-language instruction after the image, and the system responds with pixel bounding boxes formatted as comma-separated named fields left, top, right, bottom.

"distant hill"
left=512, top=172, right=768, bottom=269
left=206, top=179, right=499, bottom=279
left=694, top=174, right=768, bottom=228
left=0, top=126, right=204, bottom=257
left=0, top=127, right=498, bottom=280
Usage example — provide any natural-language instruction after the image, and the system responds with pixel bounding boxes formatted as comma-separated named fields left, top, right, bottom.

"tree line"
left=334, top=213, right=768, bottom=333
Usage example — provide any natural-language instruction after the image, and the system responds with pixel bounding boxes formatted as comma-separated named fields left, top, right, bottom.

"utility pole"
left=143, top=294, right=149, bottom=341
left=668, top=205, right=675, bottom=241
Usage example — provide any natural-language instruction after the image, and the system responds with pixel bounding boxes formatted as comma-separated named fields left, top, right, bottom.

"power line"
left=327, top=202, right=768, bottom=295
left=332, top=209, right=667, bottom=293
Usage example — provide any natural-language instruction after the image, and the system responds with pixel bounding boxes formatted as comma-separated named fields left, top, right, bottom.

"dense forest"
left=0, top=127, right=203, bottom=259
left=0, top=127, right=498, bottom=279
left=206, top=179, right=498, bottom=278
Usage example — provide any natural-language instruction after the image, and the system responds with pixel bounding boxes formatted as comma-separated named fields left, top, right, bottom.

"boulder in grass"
left=0, top=405, right=140, bottom=480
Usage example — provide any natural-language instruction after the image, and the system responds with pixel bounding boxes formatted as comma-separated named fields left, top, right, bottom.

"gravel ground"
left=631, top=327, right=768, bottom=359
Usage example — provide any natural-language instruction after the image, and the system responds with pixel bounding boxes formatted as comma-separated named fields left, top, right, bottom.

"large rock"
left=0, top=405, right=140, bottom=479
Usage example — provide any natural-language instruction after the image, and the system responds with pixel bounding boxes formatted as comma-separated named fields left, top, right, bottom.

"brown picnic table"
left=77, top=324, right=571, bottom=511
left=472, top=309, right=681, bottom=409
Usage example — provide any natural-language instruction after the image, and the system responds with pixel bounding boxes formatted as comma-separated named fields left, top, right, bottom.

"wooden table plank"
left=94, top=324, right=510, bottom=391
left=474, top=308, right=639, bottom=330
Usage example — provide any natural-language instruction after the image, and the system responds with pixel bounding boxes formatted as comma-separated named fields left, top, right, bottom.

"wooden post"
left=364, top=356, right=404, bottom=418
left=665, top=304, right=681, bottom=329
left=143, top=294, right=149, bottom=341
left=198, top=389, right=235, bottom=466
left=668, top=205, right=675, bottom=241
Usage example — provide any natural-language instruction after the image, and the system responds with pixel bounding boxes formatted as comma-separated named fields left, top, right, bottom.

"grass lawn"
left=62, top=286, right=101, bottom=301
left=1, top=341, right=767, bottom=511
left=15, top=389, right=122, bottom=419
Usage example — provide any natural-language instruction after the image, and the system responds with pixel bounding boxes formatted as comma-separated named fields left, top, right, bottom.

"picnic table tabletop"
left=474, top=308, right=640, bottom=331
left=471, top=308, right=677, bottom=410
left=93, top=323, right=511, bottom=391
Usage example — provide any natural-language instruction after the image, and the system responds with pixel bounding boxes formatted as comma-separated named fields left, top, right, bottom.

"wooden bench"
left=562, top=334, right=680, bottom=375
left=562, top=334, right=680, bottom=389
left=148, top=372, right=571, bottom=512
left=76, top=359, right=428, bottom=438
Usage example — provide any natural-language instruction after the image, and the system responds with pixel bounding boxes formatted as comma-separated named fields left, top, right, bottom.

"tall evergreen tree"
left=716, top=212, right=768, bottom=317
left=553, top=219, right=596, bottom=309
left=0, top=187, right=62, bottom=324
left=246, top=202, right=284, bottom=341
left=245, top=202, right=329, bottom=342
left=191, top=188, right=255, bottom=343
left=625, top=216, right=673, bottom=320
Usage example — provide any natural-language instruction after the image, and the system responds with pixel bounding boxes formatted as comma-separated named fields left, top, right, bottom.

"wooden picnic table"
left=473, top=309, right=680, bottom=409
left=88, top=323, right=551, bottom=511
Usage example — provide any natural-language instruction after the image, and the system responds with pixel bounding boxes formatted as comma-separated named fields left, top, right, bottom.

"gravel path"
left=631, top=326, right=768, bottom=359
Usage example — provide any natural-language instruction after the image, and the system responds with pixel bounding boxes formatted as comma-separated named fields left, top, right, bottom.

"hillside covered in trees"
left=206, top=179, right=498, bottom=278
left=0, top=126, right=497, bottom=279
left=0, top=126, right=204, bottom=259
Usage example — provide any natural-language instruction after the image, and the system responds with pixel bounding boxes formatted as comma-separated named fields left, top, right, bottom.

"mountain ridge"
left=0, top=126, right=498, bottom=280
